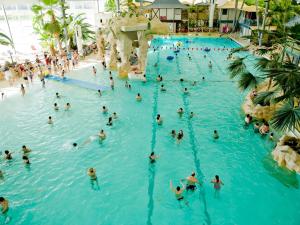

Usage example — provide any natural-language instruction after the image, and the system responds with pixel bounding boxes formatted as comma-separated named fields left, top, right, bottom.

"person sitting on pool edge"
left=22, top=145, right=31, bottom=154
left=107, top=117, right=113, bottom=126
left=213, top=130, right=219, bottom=139
left=149, top=152, right=159, bottom=164
left=156, top=114, right=163, bottom=125
left=136, top=93, right=142, bottom=101
left=182, top=172, right=201, bottom=191
left=102, top=106, right=108, bottom=114
left=177, top=108, right=184, bottom=117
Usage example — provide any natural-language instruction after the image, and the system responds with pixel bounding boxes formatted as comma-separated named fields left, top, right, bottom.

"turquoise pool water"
left=0, top=37, right=299, bottom=225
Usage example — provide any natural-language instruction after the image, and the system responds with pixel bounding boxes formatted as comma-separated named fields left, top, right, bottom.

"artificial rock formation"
left=96, top=30, right=105, bottom=61
left=272, top=135, right=300, bottom=173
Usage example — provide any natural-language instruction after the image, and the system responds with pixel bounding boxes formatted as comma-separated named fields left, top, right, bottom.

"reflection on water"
left=263, top=154, right=299, bottom=189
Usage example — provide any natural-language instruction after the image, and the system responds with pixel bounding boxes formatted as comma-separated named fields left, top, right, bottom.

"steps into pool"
left=45, top=75, right=109, bottom=91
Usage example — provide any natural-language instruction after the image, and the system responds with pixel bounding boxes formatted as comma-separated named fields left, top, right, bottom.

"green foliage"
left=228, top=57, right=246, bottom=78
left=105, top=0, right=116, bottom=12
left=253, top=90, right=277, bottom=105
left=271, top=101, right=300, bottom=131
left=238, top=71, right=259, bottom=90
left=0, top=32, right=13, bottom=46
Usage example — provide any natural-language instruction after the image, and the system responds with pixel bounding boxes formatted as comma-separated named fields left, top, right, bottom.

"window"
left=222, top=9, right=228, bottom=16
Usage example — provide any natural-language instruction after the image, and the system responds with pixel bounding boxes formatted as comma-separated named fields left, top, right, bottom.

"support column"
left=208, top=0, right=216, bottom=28
left=2, top=4, right=16, bottom=54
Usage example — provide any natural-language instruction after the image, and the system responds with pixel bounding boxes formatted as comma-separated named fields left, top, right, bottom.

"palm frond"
left=271, top=101, right=300, bottom=132
left=228, top=57, right=246, bottom=78
left=253, top=90, right=277, bottom=106
left=230, top=46, right=249, bottom=54
left=238, top=71, right=259, bottom=91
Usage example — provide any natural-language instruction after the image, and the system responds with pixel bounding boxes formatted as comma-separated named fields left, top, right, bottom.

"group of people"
left=245, top=114, right=273, bottom=139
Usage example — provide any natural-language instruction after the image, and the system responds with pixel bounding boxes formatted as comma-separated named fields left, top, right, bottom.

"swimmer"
left=189, top=112, right=194, bottom=118
left=0, top=197, right=9, bottom=214
left=259, top=122, right=269, bottom=135
left=102, top=106, right=108, bottom=113
left=156, top=114, right=163, bottom=125
left=171, top=130, right=176, bottom=138
left=97, top=90, right=102, bottom=96
left=142, top=74, right=147, bottom=83
left=4, top=150, right=12, bottom=160
left=156, top=75, right=163, bottom=82
left=208, top=61, right=212, bottom=68
left=109, top=76, right=114, bottom=90
left=54, top=103, right=59, bottom=111
left=107, top=117, right=113, bottom=126
left=128, top=84, right=132, bottom=90
left=170, top=180, right=188, bottom=205
left=154, top=63, right=158, bottom=67
left=180, top=78, right=184, bottom=82
left=92, top=66, right=97, bottom=75
left=269, top=132, right=274, bottom=140
left=204, top=55, right=207, bottom=58
left=87, top=168, right=97, bottom=180
left=149, top=152, right=159, bottom=164
left=213, top=130, right=219, bottom=139
left=65, top=103, right=71, bottom=110
left=211, top=175, right=224, bottom=198
left=98, top=129, right=106, bottom=140
left=48, top=116, right=53, bottom=124
left=177, top=130, right=184, bottom=142
left=22, top=155, right=30, bottom=165
left=244, top=114, right=252, bottom=125
left=136, top=93, right=142, bottom=101
left=0, top=170, right=3, bottom=179
left=112, top=112, right=117, bottom=119
left=72, top=143, right=78, bottom=148
left=160, top=84, right=166, bottom=92
left=254, top=122, right=260, bottom=133
left=182, top=172, right=200, bottom=191
left=191, top=81, right=197, bottom=86
left=125, top=81, right=129, bottom=88
left=56, top=92, right=60, bottom=98
left=202, top=77, right=205, bottom=81
left=183, top=88, right=189, bottom=94
left=20, top=84, right=25, bottom=96
left=177, top=108, right=184, bottom=117
left=22, top=145, right=31, bottom=154
left=1, top=92, right=4, bottom=100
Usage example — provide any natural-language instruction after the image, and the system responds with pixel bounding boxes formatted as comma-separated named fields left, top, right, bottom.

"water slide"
left=45, top=75, right=109, bottom=91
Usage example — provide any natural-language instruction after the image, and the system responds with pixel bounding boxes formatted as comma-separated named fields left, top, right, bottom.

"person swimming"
left=202, top=77, right=205, bottom=81
left=149, top=152, right=159, bottom=164
left=211, top=175, right=224, bottom=197
left=65, top=103, right=71, bottom=110
left=182, top=172, right=200, bottom=191
left=54, top=103, right=59, bottom=111
left=128, top=84, right=132, bottom=90
left=72, top=143, right=78, bottom=147
left=208, top=61, right=212, bottom=68
left=22, top=145, right=31, bottom=154
left=48, top=116, right=53, bottom=124
left=156, top=75, right=163, bottom=82
left=180, top=78, right=184, bottom=82
left=177, top=108, right=184, bottom=117
left=102, top=106, right=108, bottom=113
left=244, top=114, right=252, bottom=125
left=136, top=93, right=142, bottom=101
left=112, top=112, right=117, bottom=119
left=56, top=92, right=60, bottom=98
left=92, top=66, right=97, bottom=75
left=20, top=84, right=25, bottom=96
left=160, top=84, right=166, bottom=92
left=177, top=130, right=184, bottom=141
left=191, top=81, right=197, bottom=86
left=269, top=132, right=274, bottom=140
left=142, top=74, right=147, bottom=83
left=22, top=155, right=30, bottom=165
left=4, top=150, right=12, bottom=160
left=125, top=81, right=129, bottom=88
left=183, top=88, right=189, bottom=94
left=0, top=197, right=9, bottom=214
left=171, top=130, right=176, bottom=138
left=254, top=122, right=260, bottom=133
left=109, top=76, right=114, bottom=90
left=99, top=129, right=106, bottom=140
left=87, top=168, right=97, bottom=180
left=156, top=114, right=163, bottom=125
left=189, top=112, right=194, bottom=118
left=97, top=90, right=102, bottom=96
left=107, top=117, right=113, bottom=126
left=170, top=180, right=188, bottom=205
left=213, top=130, right=219, bottom=139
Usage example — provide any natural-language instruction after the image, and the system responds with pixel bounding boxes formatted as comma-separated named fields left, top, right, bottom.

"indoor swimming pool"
left=0, top=37, right=299, bottom=225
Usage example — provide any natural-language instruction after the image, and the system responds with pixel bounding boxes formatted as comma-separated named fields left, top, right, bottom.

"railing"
left=240, top=18, right=257, bottom=26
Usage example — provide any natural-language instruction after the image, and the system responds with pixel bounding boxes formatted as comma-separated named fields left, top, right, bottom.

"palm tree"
left=0, top=32, right=13, bottom=46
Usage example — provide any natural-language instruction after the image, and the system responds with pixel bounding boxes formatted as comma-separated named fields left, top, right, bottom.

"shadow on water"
left=262, top=154, right=299, bottom=189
